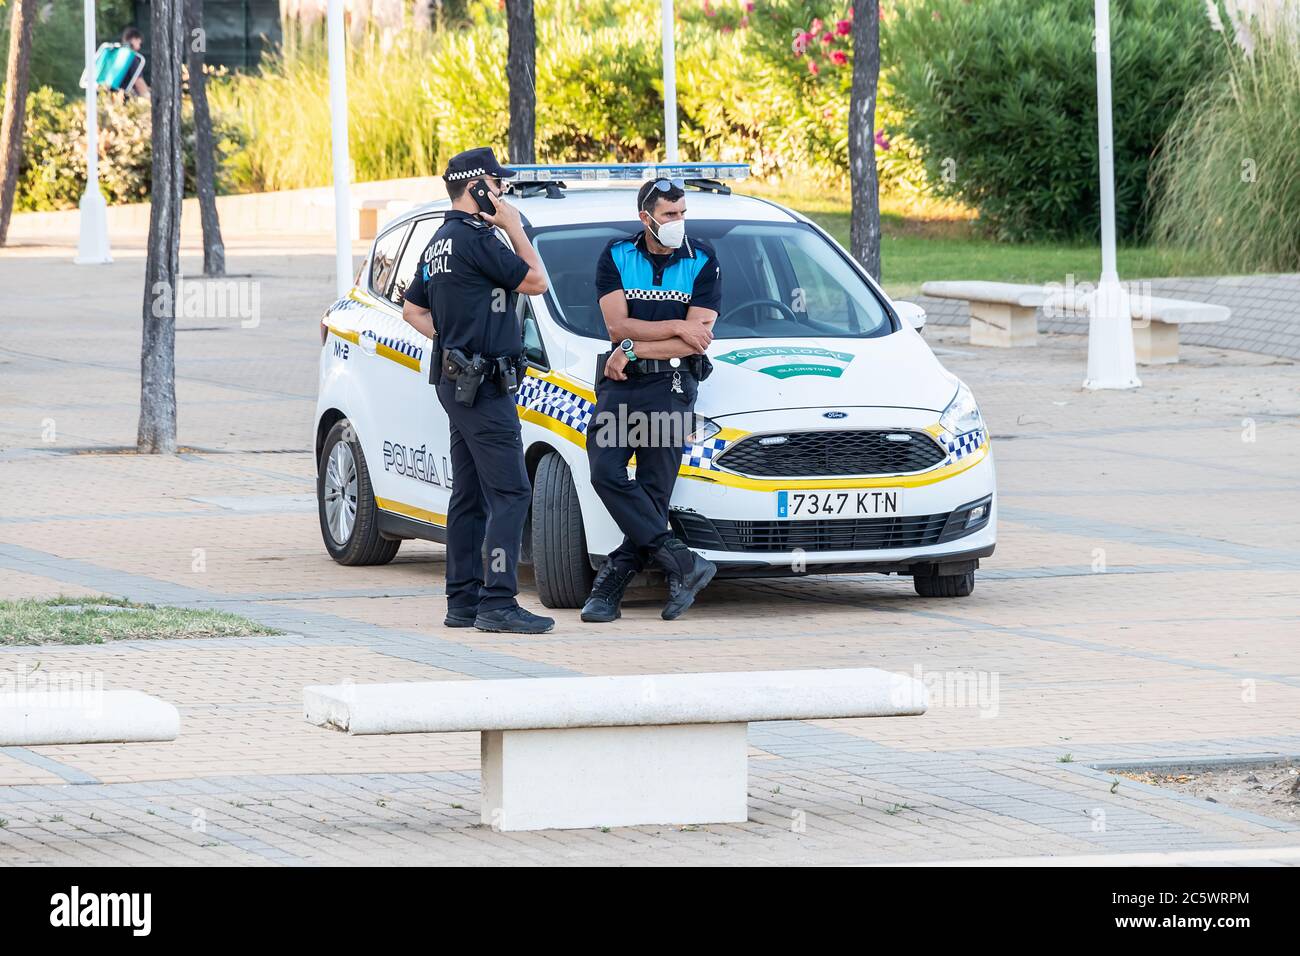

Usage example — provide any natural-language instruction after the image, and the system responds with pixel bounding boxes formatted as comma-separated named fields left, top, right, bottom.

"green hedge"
left=15, top=86, right=245, bottom=211
left=882, top=0, right=1224, bottom=241
left=209, top=0, right=917, bottom=194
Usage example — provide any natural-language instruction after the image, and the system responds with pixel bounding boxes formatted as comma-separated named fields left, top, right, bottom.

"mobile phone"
left=469, top=181, right=497, bottom=216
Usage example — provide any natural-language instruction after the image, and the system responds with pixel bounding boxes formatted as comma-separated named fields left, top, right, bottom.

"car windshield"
left=529, top=219, right=895, bottom=340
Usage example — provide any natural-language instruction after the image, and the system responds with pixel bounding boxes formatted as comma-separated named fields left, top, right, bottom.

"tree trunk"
left=139, top=0, right=185, bottom=454
left=506, top=0, right=536, bottom=164
left=186, top=0, right=225, bottom=276
left=849, top=1, right=882, bottom=281
left=0, top=0, right=37, bottom=246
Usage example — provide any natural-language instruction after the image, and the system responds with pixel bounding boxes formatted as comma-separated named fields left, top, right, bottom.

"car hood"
left=698, top=330, right=958, bottom=419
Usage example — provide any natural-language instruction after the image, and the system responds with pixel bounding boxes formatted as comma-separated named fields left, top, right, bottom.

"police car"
left=315, top=163, right=996, bottom=607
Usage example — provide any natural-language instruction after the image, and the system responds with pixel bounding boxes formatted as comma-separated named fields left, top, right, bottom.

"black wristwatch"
left=619, top=338, right=637, bottom=362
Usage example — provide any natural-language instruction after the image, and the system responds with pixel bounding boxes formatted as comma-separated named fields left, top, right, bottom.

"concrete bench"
left=921, top=280, right=1230, bottom=363
left=304, top=668, right=927, bottom=831
left=0, top=690, right=180, bottom=746
left=921, top=281, right=1052, bottom=348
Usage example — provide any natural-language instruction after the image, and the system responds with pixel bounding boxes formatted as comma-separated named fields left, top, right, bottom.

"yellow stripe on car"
left=375, top=497, right=447, bottom=527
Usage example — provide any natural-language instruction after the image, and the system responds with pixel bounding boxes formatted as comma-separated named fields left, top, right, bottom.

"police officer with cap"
left=401, top=147, right=554, bottom=634
left=581, top=177, right=721, bottom=624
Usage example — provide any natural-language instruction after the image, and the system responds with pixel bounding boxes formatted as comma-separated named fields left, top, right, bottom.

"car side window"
left=369, top=223, right=410, bottom=300
left=389, top=216, right=442, bottom=307
left=521, top=298, right=548, bottom=369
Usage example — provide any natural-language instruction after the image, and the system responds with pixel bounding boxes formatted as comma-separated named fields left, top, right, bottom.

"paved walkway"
left=1, top=236, right=1298, bottom=865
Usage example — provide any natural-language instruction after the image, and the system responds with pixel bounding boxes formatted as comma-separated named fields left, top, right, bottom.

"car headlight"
left=939, top=382, right=984, bottom=436
left=686, top=416, right=721, bottom=445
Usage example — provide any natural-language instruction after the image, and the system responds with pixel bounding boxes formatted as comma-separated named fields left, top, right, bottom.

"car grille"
left=716, top=429, right=947, bottom=478
left=671, top=511, right=955, bottom=553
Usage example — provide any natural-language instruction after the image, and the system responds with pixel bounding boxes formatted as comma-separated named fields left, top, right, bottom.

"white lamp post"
left=1084, top=0, right=1139, bottom=390
left=327, top=0, right=353, bottom=298
left=75, top=0, right=111, bottom=264
left=661, top=0, right=678, bottom=162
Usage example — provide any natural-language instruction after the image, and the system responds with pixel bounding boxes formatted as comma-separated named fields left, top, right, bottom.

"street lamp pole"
left=1084, top=0, right=1139, bottom=390
left=327, top=0, right=353, bottom=298
left=75, top=0, right=111, bottom=264
left=661, top=0, right=678, bottom=162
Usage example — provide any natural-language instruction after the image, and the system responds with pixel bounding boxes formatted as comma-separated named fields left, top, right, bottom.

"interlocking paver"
left=1, top=234, right=1297, bottom=864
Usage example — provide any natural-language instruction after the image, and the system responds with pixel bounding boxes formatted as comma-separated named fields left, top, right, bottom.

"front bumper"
left=667, top=424, right=997, bottom=576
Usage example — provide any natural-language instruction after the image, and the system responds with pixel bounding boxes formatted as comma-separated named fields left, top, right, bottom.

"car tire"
left=318, top=418, right=400, bottom=566
left=531, top=451, right=594, bottom=609
left=913, top=570, right=975, bottom=598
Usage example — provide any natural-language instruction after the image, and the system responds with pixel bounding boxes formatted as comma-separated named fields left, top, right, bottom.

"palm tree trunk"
left=0, top=0, right=37, bottom=246
left=506, top=0, right=536, bottom=164
left=849, top=1, right=882, bottom=281
left=186, top=0, right=225, bottom=276
left=139, top=0, right=185, bottom=454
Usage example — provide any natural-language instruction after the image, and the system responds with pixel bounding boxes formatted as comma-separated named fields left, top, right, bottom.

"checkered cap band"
left=445, top=167, right=488, bottom=182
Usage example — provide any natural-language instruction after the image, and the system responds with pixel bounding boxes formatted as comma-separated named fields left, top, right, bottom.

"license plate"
left=776, top=489, right=903, bottom=518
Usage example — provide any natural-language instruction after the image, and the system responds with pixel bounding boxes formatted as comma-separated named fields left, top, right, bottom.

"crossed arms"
left=598, top=290, right=716, bottom=359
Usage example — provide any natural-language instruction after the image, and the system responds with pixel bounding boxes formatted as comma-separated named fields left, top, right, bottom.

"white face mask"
left=646, top=213, right=686, bottom=249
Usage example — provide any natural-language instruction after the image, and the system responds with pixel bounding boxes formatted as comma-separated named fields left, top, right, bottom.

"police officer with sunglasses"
left=401, top=147, right=555, bottom=634
left=581, top=178, right=721, bottom=623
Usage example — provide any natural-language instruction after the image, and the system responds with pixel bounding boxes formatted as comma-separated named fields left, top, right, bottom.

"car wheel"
left=913, top=569, right=975, bottom=598
left=318, top=418, right=400, bottom=566
left=531, top=451, right=594, bottom=609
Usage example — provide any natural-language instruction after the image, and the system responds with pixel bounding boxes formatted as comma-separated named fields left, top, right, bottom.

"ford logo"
left=822, top=411, right=848, bottom=419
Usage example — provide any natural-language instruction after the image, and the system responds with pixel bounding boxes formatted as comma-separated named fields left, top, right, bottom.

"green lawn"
left=749, top=185, right=1220, bottom=295
left=0, top=597, right=281, bottom=646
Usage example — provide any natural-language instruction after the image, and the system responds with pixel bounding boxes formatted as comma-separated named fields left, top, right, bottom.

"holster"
left=443, top=348, right=488, bottom=407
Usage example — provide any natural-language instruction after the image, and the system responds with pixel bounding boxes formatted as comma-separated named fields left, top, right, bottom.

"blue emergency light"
left=507, top=162, right=750, bottom=184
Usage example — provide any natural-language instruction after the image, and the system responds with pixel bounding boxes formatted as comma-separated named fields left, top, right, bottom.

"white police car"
left=315, top=163, right=996, bottom=607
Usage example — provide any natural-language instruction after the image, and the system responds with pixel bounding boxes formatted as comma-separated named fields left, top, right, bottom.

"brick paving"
left=1, top=234, right=1298, bottom=864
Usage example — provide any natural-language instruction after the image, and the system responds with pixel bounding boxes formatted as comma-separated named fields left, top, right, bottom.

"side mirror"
left=894, top=300, right=927, bottom=330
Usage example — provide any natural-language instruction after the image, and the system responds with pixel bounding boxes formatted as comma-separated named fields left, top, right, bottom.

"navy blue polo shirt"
left=594, top=231, right=722, bottom=333
left=403, top=211, right=530, bottom=358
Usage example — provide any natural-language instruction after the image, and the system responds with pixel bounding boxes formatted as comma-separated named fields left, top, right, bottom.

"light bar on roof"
left=509, top=162, right=750, bottom=183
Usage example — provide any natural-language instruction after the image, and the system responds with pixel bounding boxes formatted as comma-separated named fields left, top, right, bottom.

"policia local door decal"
left=713, top=346, right=855, bottom=379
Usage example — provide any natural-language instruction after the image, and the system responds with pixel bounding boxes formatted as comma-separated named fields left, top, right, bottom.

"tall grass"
left=1150, top=15, right=1300, bottom=272
left=209, top=31, right=443, bottom=191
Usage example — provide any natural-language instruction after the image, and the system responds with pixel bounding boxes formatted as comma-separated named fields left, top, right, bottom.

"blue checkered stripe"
left=682, top=437, right=728, bottom=470
left=517, top=376, right=594, bottom=435
left=360, top=329, right=424, bottom=361
left=939, top=427, right=987, bottom=462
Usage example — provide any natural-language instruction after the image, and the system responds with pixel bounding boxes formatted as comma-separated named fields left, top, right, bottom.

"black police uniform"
left=403, top=173, right=532, bottom=618
left=587, top=230, right=722, bottom=576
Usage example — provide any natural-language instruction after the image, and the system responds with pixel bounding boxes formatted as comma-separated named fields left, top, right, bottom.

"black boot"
left=652, top=538, right=716, bottom=621
left=473, top=605, right=555, bottom=634
left=580, top=563, right=637, bottom=623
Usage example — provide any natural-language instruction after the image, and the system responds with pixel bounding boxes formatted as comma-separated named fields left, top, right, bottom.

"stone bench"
left=921, top=280, right=1231, bottom=363
left=304, top=668, right=927, bottom=832
left=0, top=690, right=180, bottom=746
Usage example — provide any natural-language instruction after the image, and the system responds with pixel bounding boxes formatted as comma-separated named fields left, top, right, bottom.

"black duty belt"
left=628, top=354, right=712, bottom=378
left=440, top=348, right=524, bottom=405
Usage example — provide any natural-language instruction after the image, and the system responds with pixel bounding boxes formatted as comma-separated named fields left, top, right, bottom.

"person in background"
left=120, top=27, right=150, bottom=98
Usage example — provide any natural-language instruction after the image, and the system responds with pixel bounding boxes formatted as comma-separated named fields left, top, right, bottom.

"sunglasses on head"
left=642, top=178, right=686, bottom=209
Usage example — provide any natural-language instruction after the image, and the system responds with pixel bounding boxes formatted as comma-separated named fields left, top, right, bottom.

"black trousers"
left=437, top=378, right=531, bottom=612
left=587, top=369, right=698, bottom=574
